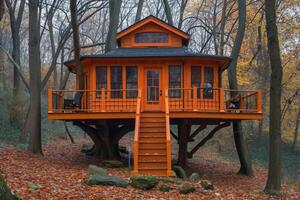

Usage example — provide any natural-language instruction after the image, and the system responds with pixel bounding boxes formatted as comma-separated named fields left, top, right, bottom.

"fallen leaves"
left=0, top=137, right=299, bottom=200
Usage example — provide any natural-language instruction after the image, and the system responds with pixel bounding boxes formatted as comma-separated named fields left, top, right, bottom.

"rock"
left=81, top=144, right=94, bottom=153
left=159, top=184, right=171, bottom=192
left=160, top=177, right=182, bottom=185
left=200, top=180, right=214, bottom=190
left=189, top=173, right=200, bottom=182
left=88, top=165, right=107, bottom=176
left=0, top=175, right=21, bottom=200
left=102, top=160, right=124, bottom=168
left=130, top=176, right=158, bottom=190
left=27, top=182, right=43, bottom=190
left=172, top=165, right=186, bottom=179
left=86, top=175, right=128, bottom=187
left=179, top=183, right=195, bottom=194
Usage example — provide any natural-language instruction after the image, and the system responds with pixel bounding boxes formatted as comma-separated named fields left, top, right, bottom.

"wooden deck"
left=48, top=88, right=262, bottom=121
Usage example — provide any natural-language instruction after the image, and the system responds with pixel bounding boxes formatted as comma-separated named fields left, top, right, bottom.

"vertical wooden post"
left=257, top=90, right=262, bottom=113
left=101, top=88, right=105, bottom=112
left=48, top=88, right=53, bottom=113
left=219, top=88, right=225, bottom=112
left=193, top=86, right=197, bottom=111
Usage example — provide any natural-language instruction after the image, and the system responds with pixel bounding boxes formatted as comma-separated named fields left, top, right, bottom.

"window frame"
left=110, top=66, right=123, bottom=99
left=190, top=66, right=215, bottom=99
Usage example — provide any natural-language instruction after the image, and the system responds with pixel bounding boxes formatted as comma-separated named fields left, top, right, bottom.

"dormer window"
left=134, top=32, right=168, bottom=43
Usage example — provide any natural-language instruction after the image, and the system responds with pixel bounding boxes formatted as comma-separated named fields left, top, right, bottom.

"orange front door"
left=144, top=68, right=163, bottom=111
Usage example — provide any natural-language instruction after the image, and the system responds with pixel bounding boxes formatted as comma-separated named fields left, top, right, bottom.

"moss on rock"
left=130, top=176, right=158, bottom=190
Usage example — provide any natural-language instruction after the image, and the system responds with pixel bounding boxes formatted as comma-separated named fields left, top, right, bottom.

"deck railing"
left=168, top=87, right=262, bottom=113
left=48, top=88, right=262, bottom=114
left=164, top=90, right=172, bottom=176
left=133, top=90, right=142, bottom=176
left=48, top=89, right=138, bottom=113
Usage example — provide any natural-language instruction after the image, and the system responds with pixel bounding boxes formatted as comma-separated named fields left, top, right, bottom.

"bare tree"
left=162, top=0, right=173, bottom=25
left=135, top=0, right=144, bottom=22
left=264, top=0, right=284, bottom=195
left=27, top=0, right=42, bottom=154
left=105, top=0, right=121, bottom=52
left=292, top=106, right=300, bottom=151
left=70, top=0, right=83, bottom=90
left=227, top=0, right=253, bottom=176
left=0, top=0, right=4, bottom=21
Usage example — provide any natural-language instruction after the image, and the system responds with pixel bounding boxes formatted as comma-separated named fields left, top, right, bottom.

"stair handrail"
left=133, top=90, right=142, bottom=175
left=165, top=89, right=172, bottom=176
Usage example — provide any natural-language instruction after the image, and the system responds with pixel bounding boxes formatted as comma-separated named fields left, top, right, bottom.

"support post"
left=193, top=87, right=197, bottom=111
left=48, top=88, right=53, bottom=113
left=219, top=88, right=225, bottom=112
left=257, top=90, right=262, bottom=113
left=101, top=88, right=105, bottom=112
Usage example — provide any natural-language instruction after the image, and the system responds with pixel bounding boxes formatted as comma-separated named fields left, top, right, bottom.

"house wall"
left=119, top=22, right=183, bottom=48
left=81, top=58, right=220, bottom=111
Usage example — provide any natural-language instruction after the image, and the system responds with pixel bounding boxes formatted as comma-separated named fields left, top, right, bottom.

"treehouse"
left=48, top=16, right=262, bottom=176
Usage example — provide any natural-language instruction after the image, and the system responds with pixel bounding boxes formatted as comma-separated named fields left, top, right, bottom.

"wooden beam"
left=189, top=124, right=207, bottom=140
left=188, top=122, right=230, bottom=157
left=170, top=131, right=178, bottom=140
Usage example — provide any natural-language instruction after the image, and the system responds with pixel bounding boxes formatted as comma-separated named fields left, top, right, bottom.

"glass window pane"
left=96, top=66, right=107, bottom=98
left=111, top=66, right=122, bottom=98
left=134, top=32, right=168, bottom=43
left=169, top=65, right=181, bottom=98
left=126, top=66, right=138, bottom=98
left=204, top=67, right=214, bottom=99
left=191, top=66, right=201, bottom=98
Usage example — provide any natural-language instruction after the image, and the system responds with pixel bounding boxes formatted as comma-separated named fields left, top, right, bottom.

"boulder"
left=189, top=173, right=200, bottom=182
left=0, top=175, right=21, bottom=200
left=160, top=177, right=182, bottom=185
left=172, top=165, right=186, bottom=179
left=159, top=184, right=171, bottom=192
left=86, top=175, right=128, bottom=187
left=102, top=160, right=124, bottom=168
left=130, top=176, right=158, bottom=190
left=179, top=183, right=195, bottom=194
left=88, top=165, right=107, bottom=176
left=200, top=180, right=214, bottom=190
left=81, top=144, right=94, bottom=153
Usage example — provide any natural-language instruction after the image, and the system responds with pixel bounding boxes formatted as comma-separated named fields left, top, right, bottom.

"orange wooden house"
left=48, top=16, right=262, bottom=176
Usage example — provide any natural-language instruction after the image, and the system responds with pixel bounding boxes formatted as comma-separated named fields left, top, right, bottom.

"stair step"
left=141, top=112, right=165, bottom=118
left=139, top=157, right=167, bottom=162
left=140, top=127, right=166, bottom=133
left=140, top=122, right=165, bottom=127
left=139, top=149, right=166, bottom=155
left=139, top=143, right=166, bottom=149
left=139, top=137, right=166, bottom=143
left=138, top=166, right=167, bottom=170
left=139, top=132, right=166, bottom=137
left=141, top=118, right=166, bottom=123
left=138, top=162, right=167, bottom=168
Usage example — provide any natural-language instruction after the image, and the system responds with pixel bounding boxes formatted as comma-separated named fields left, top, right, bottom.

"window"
left=110, top=66, right=122, bottom=98
left=126, top=66, right=138, bottom=98
left=191, top=66, right=201, bottom=98
left=204, top=67, right=214, bottom=99
left=96, top=66, right=107, bottom=97
left=169, top=65, right=181, bottom=98
left=134, top=32, right=168, bottom=43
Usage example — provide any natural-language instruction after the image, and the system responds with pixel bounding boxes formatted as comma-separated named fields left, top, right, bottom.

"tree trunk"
left=70, top=0, right=84, bottom=90
left=177, top=120, right=190, bottom=169
left=264, top=0, right=283, bottom=195
left=105, top=0, right=121, bottom=53
left=227, top=0, right=253, bottom=176
left=27, top=0, right=42, bottom=155
left=178, top=0, right=188, bottom=29
left=292, top=106, right=300, bottom=152
left=162, top=0, right=173, bottom=25
left=0, top=174, right=20, bottom=200
left=135, top=0, right=144, bottom=22
left=0, top=0, right=4, bottom=21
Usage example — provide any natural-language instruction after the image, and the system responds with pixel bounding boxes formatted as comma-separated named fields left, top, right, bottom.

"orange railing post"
left=193, top=87, right=197, bottom=111
left=219, top=88, right=225, bottom=112
left=257, top=90, right=262, bottom=113
left=133, top=90, right=142, bottom=176
left=48, top=88, right=53, bottom=113
left=165, top=89, right=172, bottom=176
left=101, top=88, right=105, bottom=112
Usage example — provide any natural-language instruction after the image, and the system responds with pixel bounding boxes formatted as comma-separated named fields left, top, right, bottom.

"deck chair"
left=63, top=92, right=83, bottom=111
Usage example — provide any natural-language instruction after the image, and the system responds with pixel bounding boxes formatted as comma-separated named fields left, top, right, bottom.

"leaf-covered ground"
left=0, top=138, right=299, bottom=200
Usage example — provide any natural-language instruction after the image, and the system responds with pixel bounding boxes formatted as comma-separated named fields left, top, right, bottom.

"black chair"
left=63, top=92, right=83, bottom=110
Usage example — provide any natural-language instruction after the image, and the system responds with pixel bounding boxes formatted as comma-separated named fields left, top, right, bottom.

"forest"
left=0, top=0, right=299, bottom=199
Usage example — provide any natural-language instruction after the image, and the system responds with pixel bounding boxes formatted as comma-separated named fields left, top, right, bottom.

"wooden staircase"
left=133, top=91, right=172, bottom=176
